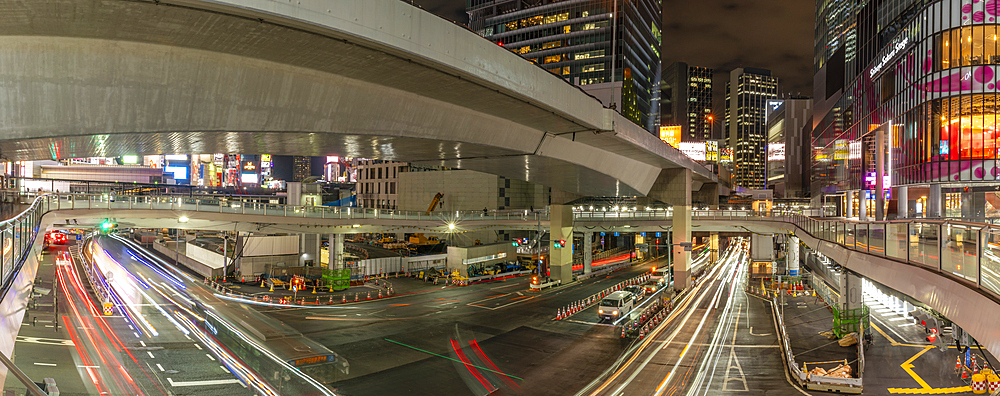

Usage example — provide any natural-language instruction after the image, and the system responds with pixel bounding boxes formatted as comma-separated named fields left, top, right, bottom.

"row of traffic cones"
left=555, top=274, right=651, bottom=320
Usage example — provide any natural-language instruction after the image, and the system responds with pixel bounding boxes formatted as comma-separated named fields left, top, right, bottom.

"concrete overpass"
left=0, top=0, right=721, bottom=201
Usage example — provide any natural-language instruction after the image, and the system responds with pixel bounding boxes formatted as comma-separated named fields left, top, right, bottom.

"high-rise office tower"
left=725, top=67, right=778, bottom=190
left=467, top=0, right=662, bottom=133
left=292, top=156, right=311, bottom=182
left=661, top=62, right=714, bottom=141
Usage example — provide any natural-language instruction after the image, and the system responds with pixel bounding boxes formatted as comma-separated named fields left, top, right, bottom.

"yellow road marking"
left=887, top=386, right=972, bottom=394
left=901, top=346, right=934, bottom=389
left=872, top=323, right=900, bottom=345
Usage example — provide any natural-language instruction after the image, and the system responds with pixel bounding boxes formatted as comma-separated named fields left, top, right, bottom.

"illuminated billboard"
left=240, top=173, right=259, bottom=184
left=677, top=142, right=706, bottom=161
left=706, top=141, right=719, bottom=162
left=767, top=143, right=785, bottom=161
left=164, top=165, right=188, bottom=180
left=659, top=125, right=681, bottom=147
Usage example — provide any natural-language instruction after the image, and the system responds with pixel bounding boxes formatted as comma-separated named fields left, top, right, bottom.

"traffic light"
left=553, top=239, right=566, bottom=248
left=512, top=241, right=519, bottom=247
left=99, top=219, right=116, bottom=234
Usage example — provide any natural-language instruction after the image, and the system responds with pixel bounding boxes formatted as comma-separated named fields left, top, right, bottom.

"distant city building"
left=355, top=159, right=406, bottom=209
left=725, top=67, right=778, bottom=190
left=766, top=97, right=812, bottom=198
left=397, top=169, right=549, bottom=212
left=467, top=0, right=662, bottom=133
left=292, top=156, right=311, bottom=182
left=661, top=62, right=714, bottom=141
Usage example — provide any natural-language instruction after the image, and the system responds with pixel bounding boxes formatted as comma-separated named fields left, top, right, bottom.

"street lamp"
left=178, top=215, right=189, bottom=223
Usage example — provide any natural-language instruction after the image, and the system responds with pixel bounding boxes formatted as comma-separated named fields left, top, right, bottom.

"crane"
left=426, top=192, right=444, bottom=214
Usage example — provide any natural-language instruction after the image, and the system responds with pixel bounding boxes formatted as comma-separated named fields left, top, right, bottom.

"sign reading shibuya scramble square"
left=870, top=36, right=909, bottom=78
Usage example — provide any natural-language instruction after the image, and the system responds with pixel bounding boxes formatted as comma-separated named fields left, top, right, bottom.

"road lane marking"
left=16, top=336, right=74, bottom=346
left=147, top=351, right=155, bottom=359
left=206, top=354, right=215, bottom=361
left=166, top=378, right=242, bottom=387
left=564, top=319, right=614, bottom=327
left=139, top=341, right=146, bottom=347
left=33, top=363, right=56, bottom=367
left=156, top=364, right=164, bottom=372
left=194, top=344, right=202, bottom=350
left=468, top=293, right=510, bottom=305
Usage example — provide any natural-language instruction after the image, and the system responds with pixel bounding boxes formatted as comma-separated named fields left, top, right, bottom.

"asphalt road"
left=578, top=239, right=806, bottom=396
left=256, top=257, right=662, bottom=396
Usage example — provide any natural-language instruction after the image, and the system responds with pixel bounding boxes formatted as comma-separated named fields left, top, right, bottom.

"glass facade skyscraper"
left=467, top=0, right=662, bottom=132
left=812, top=0, right=1000, bottom=218
left=726, top=68, right=778, bottom=190
left=661, top=62, right=714, bottom=141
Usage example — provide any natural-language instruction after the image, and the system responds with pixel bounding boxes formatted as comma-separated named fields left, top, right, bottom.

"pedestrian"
left=483, top=207, right=488, bottom=217
left=530, top=206, right=534, bottom=212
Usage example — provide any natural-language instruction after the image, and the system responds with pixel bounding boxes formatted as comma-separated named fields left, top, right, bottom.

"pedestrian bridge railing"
left=16, top=192, right=1000, bottom=305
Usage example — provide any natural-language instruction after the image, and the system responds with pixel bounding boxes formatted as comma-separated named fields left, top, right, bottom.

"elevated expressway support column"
left=840, top=271, right=864, bottom=311
left=787, top=235, right=800, bottom=276
left=328, top=234, right=344, bottom=270
left=300, top=234, right=321, bottom=267
left=648, top=168, right=693, bottom=291
left=709, top=232, right=719, bottom=263
left=583, top=232, right=593, bottom=275
left=549, top=205, right=574, bottom=283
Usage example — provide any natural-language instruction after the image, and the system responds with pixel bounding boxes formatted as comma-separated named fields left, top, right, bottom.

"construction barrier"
left=987, top=374, right=1000, bottom=393
left=972, top=373, right=987, bottom=394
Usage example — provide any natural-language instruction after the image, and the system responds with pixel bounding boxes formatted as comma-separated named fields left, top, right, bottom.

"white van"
left=598, top=291, right=636, bottom=321
left=650, top=267, right=670, bottom=283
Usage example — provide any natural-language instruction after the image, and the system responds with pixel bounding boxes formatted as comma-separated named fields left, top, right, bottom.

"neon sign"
left=870, top=36, right=909, bottom=78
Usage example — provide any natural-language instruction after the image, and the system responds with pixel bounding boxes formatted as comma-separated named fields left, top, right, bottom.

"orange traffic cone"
left=957, top=356, right=963, bottom=372
left=963, top=367, right=970, bottom=380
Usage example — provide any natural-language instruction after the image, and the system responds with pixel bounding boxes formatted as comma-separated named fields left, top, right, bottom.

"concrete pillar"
left=327, top=234, right=345, bottom=270
left=583, top=232, right=593, bottom=274
left=300, top=234, right=321, bottom=266
left=787, top=235, right=800, bottom=276
left=673, top=205, right=691, bottom=290
left=645, top=168, right=694, bottom=290
left=859, top=190, right=869, bottom=221
left=929, top=184, right=942, bottom=217
left=709, top=232, right=719, bottom=263
left=876, top=126, right=886, bottom=221
left=549, top=205, right=574, bottom=283
left=896, top=186, right=908, bottom=219
left=845, top=192, right=854, bottom=218
left=840, top=271, right=863, bottom=311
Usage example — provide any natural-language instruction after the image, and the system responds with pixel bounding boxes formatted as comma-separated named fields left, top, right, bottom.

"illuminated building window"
left=582, top=63, right=605, bottom=73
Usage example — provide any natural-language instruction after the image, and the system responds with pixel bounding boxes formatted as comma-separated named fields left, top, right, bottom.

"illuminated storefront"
left=813, top=0, right=1000, bottom=218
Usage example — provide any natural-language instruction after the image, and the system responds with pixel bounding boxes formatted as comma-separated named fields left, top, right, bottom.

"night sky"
left=413, top=0, right=814, bottom=108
